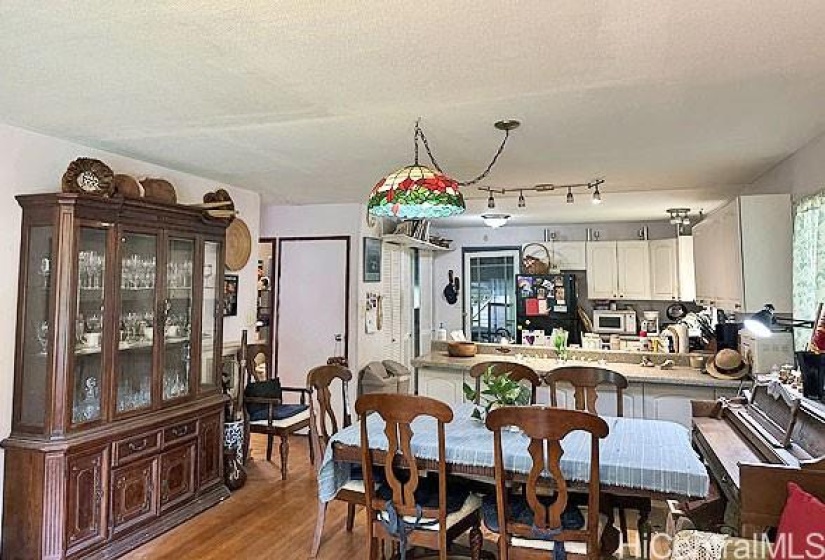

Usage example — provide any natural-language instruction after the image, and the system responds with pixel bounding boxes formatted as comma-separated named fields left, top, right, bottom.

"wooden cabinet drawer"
left=163, top=419, right=198, bottom=447
left=114, top=430, right=161, bottom=465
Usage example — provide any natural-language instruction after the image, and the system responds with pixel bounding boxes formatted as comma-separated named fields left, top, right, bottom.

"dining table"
left=315, top=402, right=709, bottom=553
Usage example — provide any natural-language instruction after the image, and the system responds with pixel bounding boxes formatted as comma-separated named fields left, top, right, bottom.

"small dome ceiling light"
left=481, top=213, right=511, bottom=228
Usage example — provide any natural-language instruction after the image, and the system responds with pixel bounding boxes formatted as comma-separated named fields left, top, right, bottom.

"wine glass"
left=36, top=321, right=49, bottom=354
left=39, top=257, right=50, bottom=289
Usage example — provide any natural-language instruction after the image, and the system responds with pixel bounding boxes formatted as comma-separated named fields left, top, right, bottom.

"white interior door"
left=275, top=238, right=349, bottom=409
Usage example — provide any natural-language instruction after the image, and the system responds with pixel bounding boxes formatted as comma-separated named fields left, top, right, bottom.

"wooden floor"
left=125, top=434, right=656, bottom=559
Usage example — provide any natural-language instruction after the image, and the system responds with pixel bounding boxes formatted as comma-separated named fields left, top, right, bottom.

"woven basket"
left=522, top=243, right=551, bottom=274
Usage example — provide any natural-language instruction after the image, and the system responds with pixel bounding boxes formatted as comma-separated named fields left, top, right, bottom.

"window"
left=463, top=249, right=519, bottom=343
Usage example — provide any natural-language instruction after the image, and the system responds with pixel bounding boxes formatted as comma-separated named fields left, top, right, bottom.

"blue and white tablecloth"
left=317, top=403, right=708, bottom=503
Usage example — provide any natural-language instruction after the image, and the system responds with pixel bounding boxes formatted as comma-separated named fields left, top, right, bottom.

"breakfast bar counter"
left=412, top=346, right=742, bottom=428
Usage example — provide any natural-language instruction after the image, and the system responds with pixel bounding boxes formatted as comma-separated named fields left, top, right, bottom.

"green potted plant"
left=462, top=366, right=531, bottom=421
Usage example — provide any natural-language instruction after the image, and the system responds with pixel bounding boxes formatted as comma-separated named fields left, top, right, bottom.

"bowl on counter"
left=447, top=341, right=478, bottom=357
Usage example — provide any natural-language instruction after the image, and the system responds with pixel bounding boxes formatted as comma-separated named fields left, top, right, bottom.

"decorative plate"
left=61, top=158, right=114, bottom=196
left=225, top=217, right=251, bottom=271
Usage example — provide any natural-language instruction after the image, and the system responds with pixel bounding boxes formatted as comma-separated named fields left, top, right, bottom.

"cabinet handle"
left=172, top=426, right=189, bottom=437
left=128, top=440, right=149, bottom=452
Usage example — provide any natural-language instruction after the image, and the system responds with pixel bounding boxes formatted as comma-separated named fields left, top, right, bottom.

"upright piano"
left=692, top=381, right=825, bottom=537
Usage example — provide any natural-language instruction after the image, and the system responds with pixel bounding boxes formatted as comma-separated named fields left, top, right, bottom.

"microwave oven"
left=592, top=310, right=638, bottom=334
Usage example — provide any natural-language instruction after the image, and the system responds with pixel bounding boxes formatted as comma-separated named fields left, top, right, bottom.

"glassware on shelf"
left=121, top=254, right=156, bottom=290
left=36, top=321, right=49, bottom=354
left=39, top=256, right=50, bottom=288
left=167, top=258, right=193, bottom=289
left=116, top=374, right=152, bottom=413
left=72, top=376, right=101, bottom=423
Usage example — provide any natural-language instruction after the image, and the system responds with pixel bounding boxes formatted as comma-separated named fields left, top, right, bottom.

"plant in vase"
left=462, top=366, right=531, bottom=421
left=553, top=329, right=569, bottom=361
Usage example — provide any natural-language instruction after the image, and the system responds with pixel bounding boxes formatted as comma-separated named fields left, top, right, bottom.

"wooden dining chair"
left=240, top=343, right=312, bottom=480
left=309, top=364, right=363, bottom=558
left=468, top=361, right=541, bottom=404
left=544, top=366, right=628, bottom=415
left=544, top=366, right=651, bottom=552
left=355, top=393, right=484, bottom=560
left=485, top=406, right=609, bottom=560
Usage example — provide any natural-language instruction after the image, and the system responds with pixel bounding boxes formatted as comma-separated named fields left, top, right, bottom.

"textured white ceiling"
left=1, top=1, right=825, bottom=221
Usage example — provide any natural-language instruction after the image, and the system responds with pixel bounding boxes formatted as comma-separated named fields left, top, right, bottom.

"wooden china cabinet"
left=2, top=193, right=230, bottom=559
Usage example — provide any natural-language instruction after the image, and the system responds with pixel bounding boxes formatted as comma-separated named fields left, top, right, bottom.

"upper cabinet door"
left=70, top=226, right=111, bottom=427
left=616, top=241, right=651, bottom=300
left=548, top=241, right=587, bottom=270
left=199, top=240, right=222, bottom=392
left=162, top=237, right=195, bottom=403
left=17, top=224, right=55, bottom=431
left=649, top=239, right=678, bottom=301
left=115, top=231, right=159, bottom=416
left=586, top=242, right=618, bottom=299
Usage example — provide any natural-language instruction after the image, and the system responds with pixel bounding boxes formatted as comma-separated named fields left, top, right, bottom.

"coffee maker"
left=641, top=311, right=660, bottom=334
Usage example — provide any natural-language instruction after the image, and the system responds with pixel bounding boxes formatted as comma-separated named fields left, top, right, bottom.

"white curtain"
left=792, top=190, right=825, bottom=348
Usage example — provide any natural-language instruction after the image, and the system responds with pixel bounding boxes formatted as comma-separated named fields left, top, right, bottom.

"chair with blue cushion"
left=240, top=343, right=311, bottom=480
left=485, top=406, right=609, bottom=560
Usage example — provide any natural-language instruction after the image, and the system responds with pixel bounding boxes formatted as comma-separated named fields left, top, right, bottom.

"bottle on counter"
left=639, top=330, right=650, bottom=351
left=436, top=323, right=447, bottom=341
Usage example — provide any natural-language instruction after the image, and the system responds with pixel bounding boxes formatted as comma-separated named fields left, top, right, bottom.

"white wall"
left=259, top=203, right=393, bottom=375
left=751, top=131, right=825, bottom=199
left=430, top=221, right=677, bottom=333
left=0, top=123, right=260, bottom=539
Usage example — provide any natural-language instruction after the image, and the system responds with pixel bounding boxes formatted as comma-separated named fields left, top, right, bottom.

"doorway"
left=256, top=238, right=276, bottom=346
left=463, top=248, right=520, bottom=343
left=273, top=237, right=350, bottom=391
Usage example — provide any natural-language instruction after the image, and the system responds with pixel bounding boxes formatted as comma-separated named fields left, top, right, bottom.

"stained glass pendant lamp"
left=368, top=119, right=519, bottom=219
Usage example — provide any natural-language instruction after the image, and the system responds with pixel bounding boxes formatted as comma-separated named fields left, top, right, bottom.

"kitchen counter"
left=412, top=352, right=741, bottom=389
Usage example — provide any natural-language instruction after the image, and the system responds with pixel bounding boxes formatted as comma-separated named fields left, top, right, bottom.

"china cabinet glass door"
left=71, top=227, right=108, bottom=426
left=116, top=232, right=157, bottom=414
left=19, top=225, right=53, bottom=429
left=163, top=237, right=194, bottom=401
left=200, top=241, right=220, bottom=390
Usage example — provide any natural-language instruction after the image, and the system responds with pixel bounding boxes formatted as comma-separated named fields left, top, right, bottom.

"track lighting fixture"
left=478, top=178, right=604, bottom=213
left=592, top=184, right=602, bottom=204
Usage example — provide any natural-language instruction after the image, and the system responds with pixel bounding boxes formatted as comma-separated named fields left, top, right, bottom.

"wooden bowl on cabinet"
left=447, top=342, right=477, bottom=357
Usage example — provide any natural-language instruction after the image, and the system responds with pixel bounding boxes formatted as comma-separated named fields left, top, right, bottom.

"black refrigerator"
left=515, top=273, right=580, bottom=345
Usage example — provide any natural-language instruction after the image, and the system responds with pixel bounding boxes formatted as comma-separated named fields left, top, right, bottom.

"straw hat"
left=706, top=348, right=750, bottom=380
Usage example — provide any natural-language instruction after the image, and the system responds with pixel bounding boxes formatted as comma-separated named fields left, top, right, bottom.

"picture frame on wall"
left=363, top=237, right=382, bottom=283
left=224, top=274, right=239, bottom=316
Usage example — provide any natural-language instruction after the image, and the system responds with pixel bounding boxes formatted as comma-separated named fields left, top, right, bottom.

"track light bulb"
left=592, top=186, right=602, bottom=204
left=518, top=191, right=526, bottom=208
left=566, top=188, right=574, bottom=204
left=487, top=192, right=495, bottom=209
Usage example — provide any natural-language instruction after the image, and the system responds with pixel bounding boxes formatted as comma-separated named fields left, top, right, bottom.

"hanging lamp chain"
left=414, top=121, right=512, bottom=186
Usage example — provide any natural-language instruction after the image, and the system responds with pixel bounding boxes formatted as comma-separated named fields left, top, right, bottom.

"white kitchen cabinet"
left=643, top=384, right=715, bottom=428
left=548, top=241, right=587, bottom=270
left=595, top=385, right=644, bottom=418
left=677, top=236, right=696, bottom=302
left=417, top=368, right=466, bottom=404
left=693, top=194, right=791, bottom=313
left=587, top=241, right=651, bottom=300
left=616, top=241, right=651, bottom=300
left=586, top=241, right=619, bottom=299
left=650, top=239, right=679, bottom=301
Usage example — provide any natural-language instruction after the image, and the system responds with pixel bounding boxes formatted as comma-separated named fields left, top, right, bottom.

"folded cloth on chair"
left=376, top=475, right=471, bottom=515
left=248, top=402, right=308, bottom=423
left=481, top=493, right=585, bottom=535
